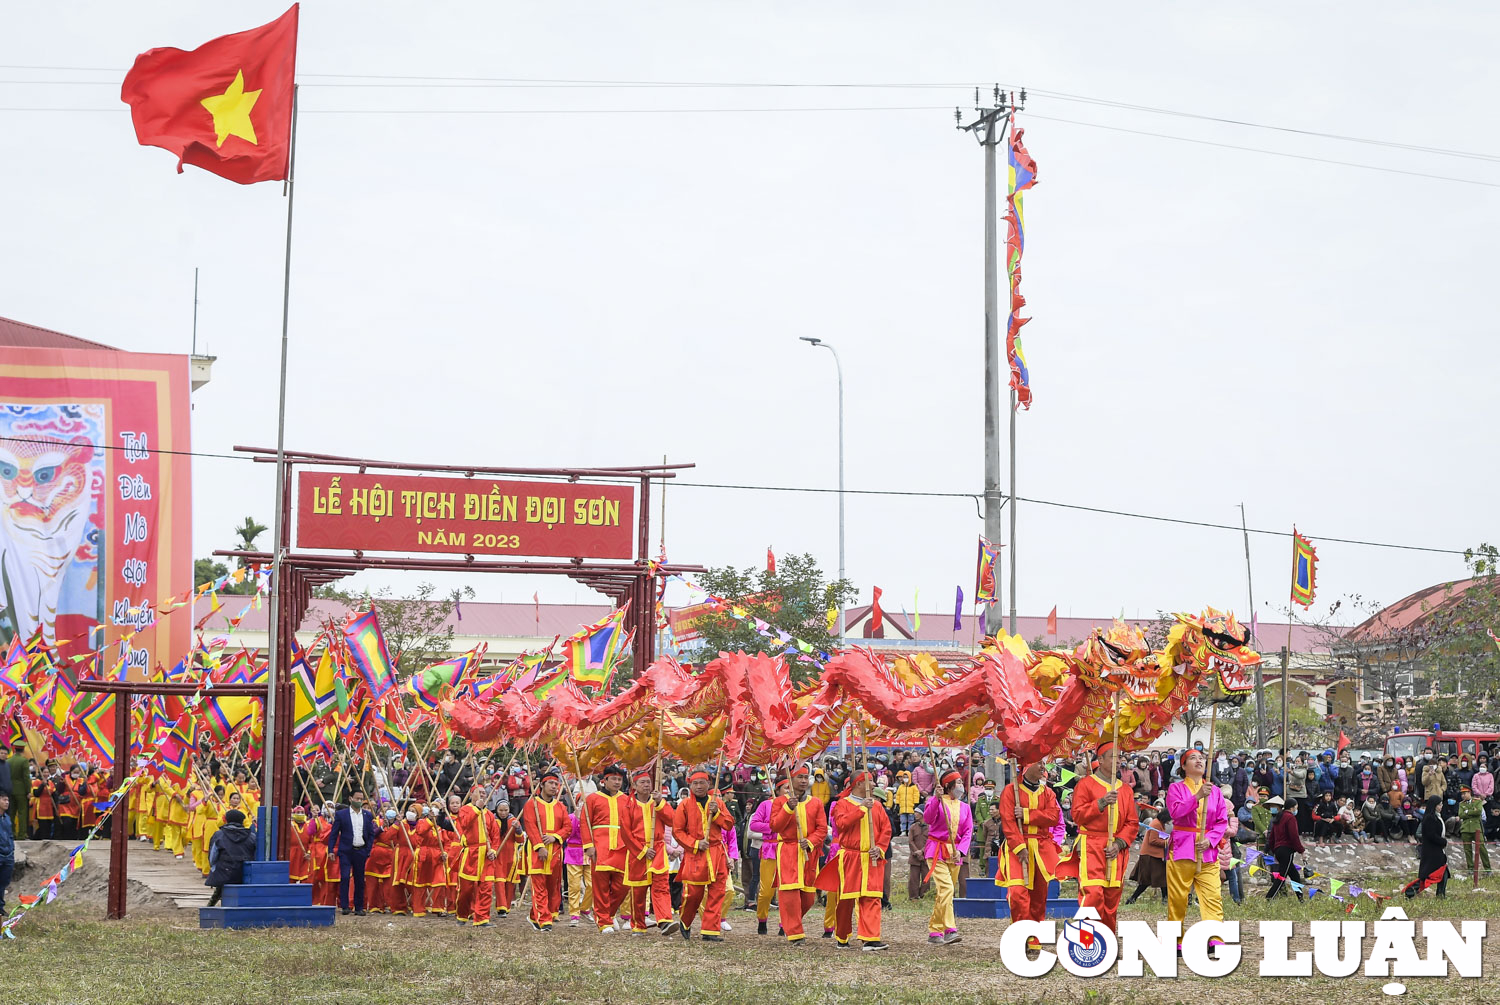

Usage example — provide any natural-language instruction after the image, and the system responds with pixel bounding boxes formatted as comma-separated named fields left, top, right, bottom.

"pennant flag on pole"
left=869, top=587, right=884, bottom=635
left=312, top=646, right=338, bottom=716
left=1005, top=116, right=1038, bottom=410
left=953, top=586, right=964, bottom=632
left=289, top=644, right=319, bottom=743
left=766, top=547, right=776, bottom=576
left=405, top=648, right=483, bottom=711
left=565, top=609, right=629, bottom=692
left=1046, top=605, right=1058, bottom=636
left=72, top=692, right=115, bottom=767
left=1290, top=528, right=1318, bottom=608
left=912, top=591, right=921, bottom=632
left=975, top=537, right=1001, bottom=604
left=120, top=5, right=299, bottom=185
left=0, top=638, right=26, bottom=696
left=343, top=608, right=396, bottom=701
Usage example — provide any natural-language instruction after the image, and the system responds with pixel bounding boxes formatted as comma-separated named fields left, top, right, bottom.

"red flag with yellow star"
left=120, top=5, right=298, bottom=185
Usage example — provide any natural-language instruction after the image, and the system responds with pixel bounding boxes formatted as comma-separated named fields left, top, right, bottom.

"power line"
left=0, top=104, right=954, bottom=116
left=660, top=481, right=1471, bottom=557
left=1026, top=112, right=1500, bottom=189
left=3, top=68, right=1497, bottom=163
left=0, top=435, right=1471, bottom=557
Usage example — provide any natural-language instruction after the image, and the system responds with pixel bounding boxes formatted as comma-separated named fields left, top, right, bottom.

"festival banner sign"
left=0, top=347, right=192, bottom=680
left=296, top=472, right=635, bottom=559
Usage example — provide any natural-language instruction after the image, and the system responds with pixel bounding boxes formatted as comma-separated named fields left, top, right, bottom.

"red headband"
left=940, top=770, right=962, bottom=788
left=791, top=765, right=810, bottom=778
left=688, top=770, right=711, bottom=783
left=1095, top=741, right=1116, bottom=758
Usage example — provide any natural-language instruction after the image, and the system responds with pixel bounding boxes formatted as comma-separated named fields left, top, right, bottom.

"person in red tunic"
left=818, top=770, right=891, bottom=951
left=622, top=769, right=678, bottom=935
left=442, top=796, right=464, bottom=915
left=287, top=806, right=312, bottom=885
left=522, top=768, right=570, bottom=931
left=454, top=786, right=501, bottom=926
left=997, top=758, right=1062, bottom=933
left=580, top=764, right=632, bottom=933
left=411, top=804, right=447, bottom=917
left=1070, top=741, right=1139, bottom=933
left=669, top=767, right=735, bottom=942
left=491, top=798, right=524, bottom=917
left=390, top=804, right=423, bottom=915
left=768, top=765, right=827, bottom=944
left=365, top=808, right=399, bottom=913
left=306, top=808, right=338, bottom=907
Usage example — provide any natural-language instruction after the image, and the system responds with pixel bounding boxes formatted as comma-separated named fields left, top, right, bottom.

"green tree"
left=195, top=557, right=228, bottom=589
left=691, top=553, right=855, bottom=683
left=314, top=581, right=473, bottom=677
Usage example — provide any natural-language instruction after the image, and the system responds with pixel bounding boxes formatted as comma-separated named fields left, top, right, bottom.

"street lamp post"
left=799, top=337, right=845, bottom=637
left=801, top=336, right=846, bottom=754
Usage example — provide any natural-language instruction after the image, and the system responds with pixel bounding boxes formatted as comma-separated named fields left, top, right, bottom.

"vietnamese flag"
left=121, top=5, right=298, bottom=184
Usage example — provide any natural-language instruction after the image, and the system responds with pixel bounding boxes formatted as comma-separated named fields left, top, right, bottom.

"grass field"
left=7, top=884, right=1499, bottom=1005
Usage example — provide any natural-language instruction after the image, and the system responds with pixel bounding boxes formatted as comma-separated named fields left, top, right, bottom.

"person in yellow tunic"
left=165, top=775, right=191, bottom=858
left=151, top=774, right=174, bottom=851
left=185, top=782, right=206, bottom=865
left=196, top=786, right=225, bottom=875
left=810, top=769, right=832, bottom=807
left=893, top=771, right=922, bottom=835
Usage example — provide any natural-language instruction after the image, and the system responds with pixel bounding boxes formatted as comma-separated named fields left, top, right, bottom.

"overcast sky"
left=4, top=2, right=1496, bottom=628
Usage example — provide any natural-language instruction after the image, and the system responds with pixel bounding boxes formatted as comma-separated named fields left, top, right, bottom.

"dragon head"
left=1074, top=619, right=1160, bottom=701
left=1162, top=607, right=1260, bottom=699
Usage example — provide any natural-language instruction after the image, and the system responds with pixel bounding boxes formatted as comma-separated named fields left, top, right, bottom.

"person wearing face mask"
left=1378, top=757, right=1399, bottom=794
left=1457, top=785, right=1490, bottom=885
left=1404, top=795, right=1449, bottom=899
left=1164, top=749, right=1229, bottom=932
left=390, top=803, right=423, bottom=916
left=304, top=804, right=337, bottom=907
left=288, top=805, right=311, bottom=886
left=1358, top=763, right=1379, bottom=804
left=366, top=808, right=399, bottom=913
left=1229, top=757, right=1250, bottom=809
left=1263, top=797, right=1304, bottom=900
left=522, top=768, right=571, bottom=931
left=1398, top=758, right=1412, bottom=796
left=1473, top=758, right=1495, bottom=801
left=922, top=770, right=973, bottom=946
left=1334, top=755, right=1359, bottom=802
left=1284, top=755, right=1311, bottom=835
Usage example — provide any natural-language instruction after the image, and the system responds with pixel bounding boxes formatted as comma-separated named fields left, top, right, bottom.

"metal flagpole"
left=262, top=83, right=299, bottom=858
left=1240, top=503, right=1264, bottom=748
left=1008, top=387, right=1017, bottom=635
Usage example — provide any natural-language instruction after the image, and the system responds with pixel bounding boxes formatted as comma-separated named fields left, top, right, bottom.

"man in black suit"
left=329, top=788, right=376, bottom=916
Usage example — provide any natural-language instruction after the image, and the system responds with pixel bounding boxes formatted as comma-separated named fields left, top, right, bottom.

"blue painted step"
left=223, top=883, right=314, bottom=908
left=963, top=877, right=1061, bottom=901
left=953, top=896, right=1077, bottom=920
left=199, top=905, right=335, bottom=929
left=242, top=860, right=291, bottom=884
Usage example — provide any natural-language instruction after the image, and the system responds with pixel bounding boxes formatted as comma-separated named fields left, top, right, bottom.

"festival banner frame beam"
left=75, top=679, right=269, bottom=920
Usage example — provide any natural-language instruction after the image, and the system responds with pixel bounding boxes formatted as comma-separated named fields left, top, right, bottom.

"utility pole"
left=1240, top=503, right=1265, bottom=748
left=191, top=266, right=199, bottom=355
left=958, top=86, right=1022, bottom=636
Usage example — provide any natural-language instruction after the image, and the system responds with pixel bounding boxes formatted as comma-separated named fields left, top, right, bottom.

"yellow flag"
left=826, top=606, right=838, bottom=632
left=313, top=648, right=337, bottom=716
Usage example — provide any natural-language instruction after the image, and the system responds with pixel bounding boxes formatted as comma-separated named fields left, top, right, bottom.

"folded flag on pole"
left=405, top=648, right=484, bottom=712
left=1005, top=118, right=1039, bottom=410
left=1290, top=528, right=1318, bottom=608
left=289, top=644, right=319, bottom=743
left=975, top=537, right=1001, bottom=604
left=953, top=586, right=964, bottom=632
left=564, top=609, right=629, bottom=692
left=343, top=608, right=397, bottom=700
left=0, top=637, right=26, bottom=695
left=72, top=692, right=115, bottom=767
left=200, top=694, right=256, bottom=746
left=120, top=4, right=299, bottom=184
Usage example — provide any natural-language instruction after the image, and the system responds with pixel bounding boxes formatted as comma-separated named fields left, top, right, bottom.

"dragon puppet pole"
left=653, top=708, right=665, bottom=795
left=1106, top=687, right=1122, bottom=848
left=1195, top=702, right=1219, bottom=864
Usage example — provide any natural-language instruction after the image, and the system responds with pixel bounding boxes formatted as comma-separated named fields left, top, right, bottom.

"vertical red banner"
left=0, top=347, right=192, bottom=680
